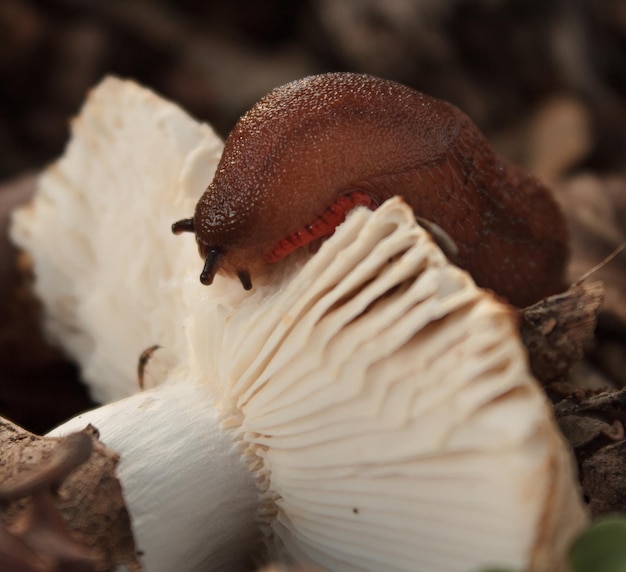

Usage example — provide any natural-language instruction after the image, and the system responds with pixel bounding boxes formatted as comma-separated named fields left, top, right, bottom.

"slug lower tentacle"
left=172, top=72, right=569, bottom=307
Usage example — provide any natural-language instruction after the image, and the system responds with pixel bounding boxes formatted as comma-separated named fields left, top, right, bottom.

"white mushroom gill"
left=11, top=77, right=587, bottom=572
left=198, top=199, right=587, bottom=572
left=11, top=77, right=224, bottom=403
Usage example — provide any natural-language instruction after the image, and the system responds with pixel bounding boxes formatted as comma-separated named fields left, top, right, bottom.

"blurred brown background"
left=2, top=0, right=625, bottom=177
left=1, top=0, right=625, bottom=433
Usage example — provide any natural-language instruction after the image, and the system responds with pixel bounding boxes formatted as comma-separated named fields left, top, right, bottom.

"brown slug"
left=172, top=72, right=568, bottom=307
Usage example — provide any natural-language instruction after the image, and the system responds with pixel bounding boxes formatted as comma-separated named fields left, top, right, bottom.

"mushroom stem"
left=48, top=380, right=262, bottom=572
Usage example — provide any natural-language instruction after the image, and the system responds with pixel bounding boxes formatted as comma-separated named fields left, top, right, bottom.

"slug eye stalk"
left=172, top=219, right=236, bottom=287
left=171, top=218, right=194, bottom=234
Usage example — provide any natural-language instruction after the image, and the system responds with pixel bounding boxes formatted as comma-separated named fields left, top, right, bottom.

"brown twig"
left=574, top=243, right=626, bottom=286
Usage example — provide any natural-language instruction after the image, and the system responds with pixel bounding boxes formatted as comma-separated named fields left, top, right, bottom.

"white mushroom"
left=11, top=77, right=222, bottom=403
left=11, top=77, right=587, bottom=572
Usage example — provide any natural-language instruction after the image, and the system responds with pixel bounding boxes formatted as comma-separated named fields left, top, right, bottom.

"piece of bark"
left=4, top=493, right=99, bottom=572
left=554, top=387, right=626, bottom=464
left=520, top=281, right=604, bottom=385
left=558, top=414, right=619, bottom=450
left=581, top=439, right=626, bottom=517
left=0, top=427, right=99, bottom=571
left=554, top=387, right=626, bottom=422
left=553, top=388, right=626, bottom=515
left=0, top=418, right=140, bottom=571
left=548, top=360, right=617, bottom=401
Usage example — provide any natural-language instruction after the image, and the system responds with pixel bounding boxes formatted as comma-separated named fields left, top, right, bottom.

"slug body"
left=173, top=72, right=568, bottom=307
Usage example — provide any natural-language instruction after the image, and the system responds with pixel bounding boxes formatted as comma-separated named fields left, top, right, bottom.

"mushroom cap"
left=197, top=198, right=587, bottom=572
left=12, top=77, right=587, bottom=572
left=10, top=77, right=224, bottom=403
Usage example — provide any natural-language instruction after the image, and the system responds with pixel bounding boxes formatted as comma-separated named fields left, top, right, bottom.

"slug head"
left=172, top=72, right=466, bottom=291
left=171, top=188, right=258, bottom=290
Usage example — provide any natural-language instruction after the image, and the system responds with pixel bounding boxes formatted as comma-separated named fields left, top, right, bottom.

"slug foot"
left=266, top=190, right=375, bottom=263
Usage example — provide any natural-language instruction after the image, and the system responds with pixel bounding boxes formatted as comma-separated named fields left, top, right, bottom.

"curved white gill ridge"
left=196, top=198, right=587, bottom=572
left=11, top=77, right=224, bottom=402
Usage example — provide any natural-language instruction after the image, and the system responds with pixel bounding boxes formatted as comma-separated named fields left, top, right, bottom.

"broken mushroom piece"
left=12, top=77, right=587, bottom=571
left=10, top=76, right=225, bottom=404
